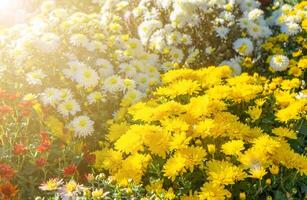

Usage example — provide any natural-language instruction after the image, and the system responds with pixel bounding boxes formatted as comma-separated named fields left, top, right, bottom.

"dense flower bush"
left=92, top=66, right=306, bottom=199
left=0, top=0, right=305, bottom=199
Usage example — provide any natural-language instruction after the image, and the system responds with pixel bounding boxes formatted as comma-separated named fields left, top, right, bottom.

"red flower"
left=6, top=92, right=20, bottom=101
left=20, top=109, right=32, bottom=117
left=18, top=100, right=33, bottom=108
left=0, top=89, right=7, bottom=99
left=84, top=153, right=96, bottom=164
left=63, top=164, right=77, bottom=177
left=13, top=144, right=27, bottom=155
left=0, top=163, right=15, bottom=181
left=36, top=131, right=51, bottom=153
left=0, top=105, right=13, bottom=114
left=0, top=182, right=18, bottom=200
left=35, top=157, right=46, bottom=168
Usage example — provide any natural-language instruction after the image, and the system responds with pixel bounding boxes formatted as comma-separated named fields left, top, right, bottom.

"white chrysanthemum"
left=119, top=63, right=137, bottom=78
left=125, top=38, right=145, bottom=57
left=247, top=22, right=263, bottom=38
left=136, top=73, right=151, bottom=91
left=270, top=55, right=289, bottom=72
left=215, top=26, right=230, bottom=39
left=26, top=69, right=47, bottom=85
left=281, top=22, right=301, bottom=36
left=166, top=31, right=182, bottom=45
left=36, top=33, right=60, bottom=53
left=221, top=59, right=242, bottom=76
left=59, top=180, right=83, bottom=200
left=59, top=89, right=73, bottom=101
left=87, top=91, right=106, bottom=104
left=96, top=59, right=114, bottom=78
left=57, top=99, right=81, bottom=117
left=247, top=9, right=264, bottom=21
left=122, top=89, right=145, bottom=105
left=74, top=67, right=99, bottom=89
left=170, top=47, right=184, bottom=63
left=239, top=0, right=260, bottom=12
left=149, top=29, right=167, bottom=51
left=233, top=38, right=254, bottom=56
left=63, top=61, right=86, bottom=80
left=40, top=88, right=61, bottom=106
left=103, top=75, right=124, bottom=93
left=69, top=116, right=94, bottom=137
left=123, top=79, right=136, bottom=92
left=70, top=34, right=89, bottom=47
left=138, top=20, right=162, bottom=44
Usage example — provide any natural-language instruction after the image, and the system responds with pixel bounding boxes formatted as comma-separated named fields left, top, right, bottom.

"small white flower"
left=221, top=59, right=242, bottom=76
left=96, top=59, right=114, bottom=78
left=281, top=22, right=301, bottom=36
left=69, top=116, right=94, bottom=137
left=233, top=38, right=254, bottom=56
left=70, top=34, right=89, bottom=47
left=74, top=67, right=99, bottom=89
left=103, top=75, right=124, bottom=93
left=87, top=91, right=106, bottom=104
left=40, top=88, right=61, bottom=106
left=215, top=26, right=230, bottom=39
left=36, top=33, right=60, bottom=53
left=26, top=69, right=47, bottom=85
left=119, top=63, right=137, bottom=78
left=57, top=99, right=81, bottom=117
left=270, top=55, right=289, bottom=72
left=59, top=180, right=83, bottom=200
left=59, top=89, right=73, bottom=101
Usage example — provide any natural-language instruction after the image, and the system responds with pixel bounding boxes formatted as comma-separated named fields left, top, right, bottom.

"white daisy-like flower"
left=221, top=59, right=242, bottom=76
left=59, top=89, right=73, bottom=101
left=40, top=88, right=61, bottom=106
left=170, top=47, right=184, bottom=63
left=96, top=59, right=114, bottom=78
left=247, top=9, right=264, bottom=21
left=136, top=73, right=151, bottom=91
left=119, top=63, right=137, bottom=78
left=69, top=115, right=94, bottom=137
left=74, top=67, right=99, bottom=89
left=39, top=178, right=63, bottom=191
left=36, top=32, right=60, bottom=53
left=138, top=20, right=162, bottom=44
left=123, top=79, right=136, bottom=92
left=63, top=61, right=86, bottom=80
left=281, top=22, right=301, bottom=36
left=239, top=0, right=260, bottom=12
left=57, top=99, right=81, bottom=117
left=59, top=180, right=83, bottom=200
left=70, top=34, right=89, bottom=47
left=233, top=38, right=254, bottom=56
left=215, top=26, right=230, bottom=39
left=270, top=55, right=289, bottom=72
left=122, top=89, right=145, bottom=105
left=26, top=69, right=47, bottom=85
left=103, top=75, right=124, bottom=93
left=247, top=22, right=263, bottom=38
left=87, top=91, right=106, bottom=104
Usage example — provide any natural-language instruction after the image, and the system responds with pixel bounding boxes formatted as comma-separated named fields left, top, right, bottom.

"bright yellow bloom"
left=199, top=183, right=231, bottom=200
left=272, top=127, right=297, bottom=139
left=206, top=160, right=246, bottom=185
left=221, top=140, right=245, bottom=156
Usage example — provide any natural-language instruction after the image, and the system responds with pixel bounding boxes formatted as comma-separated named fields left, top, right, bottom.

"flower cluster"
left=0, top=88, right=92, bottom=198
left=102, top=0, right=272, bottom=73
left=94, top=66, right=307, bottom=199
left=263, top=2, right=307, bottom=75
left=0, top=0, right=162, bottom=139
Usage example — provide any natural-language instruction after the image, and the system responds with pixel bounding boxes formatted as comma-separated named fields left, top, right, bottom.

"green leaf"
left=274, top=190, right=287, bottom=200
